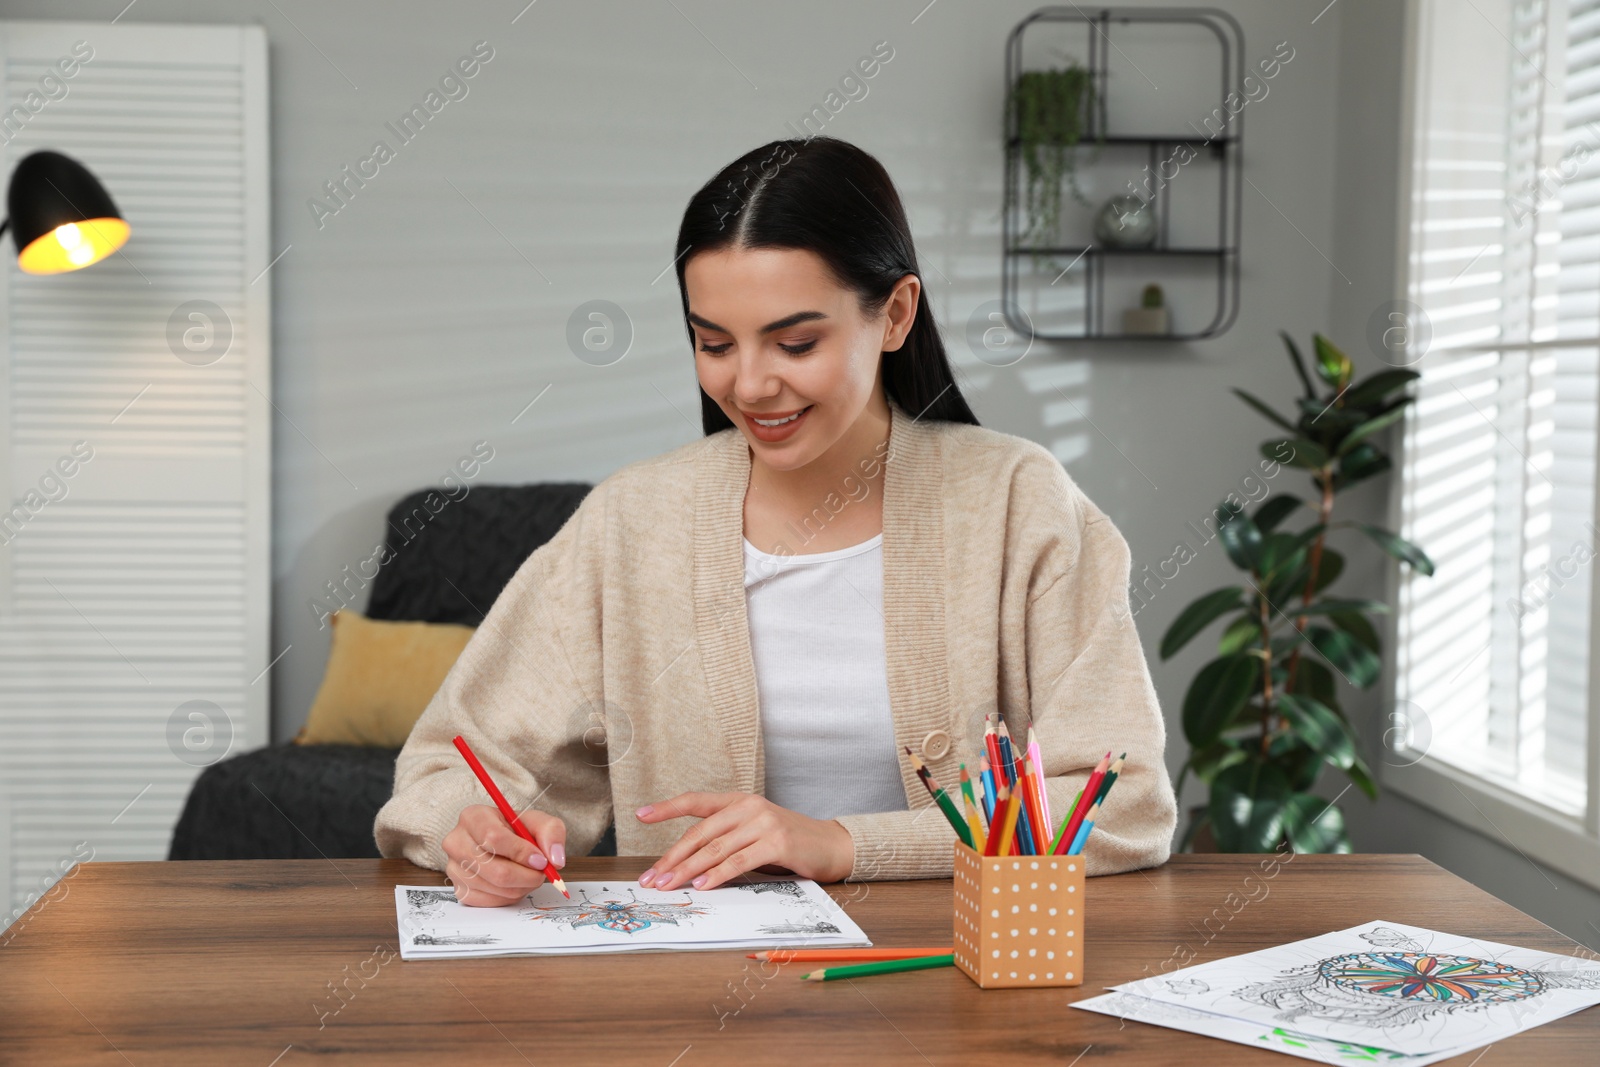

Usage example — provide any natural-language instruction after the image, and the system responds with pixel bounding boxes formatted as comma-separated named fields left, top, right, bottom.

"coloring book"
left=1075, top=920, right=1600, bottom=1061
left=394, top=875, right=870, bottom=960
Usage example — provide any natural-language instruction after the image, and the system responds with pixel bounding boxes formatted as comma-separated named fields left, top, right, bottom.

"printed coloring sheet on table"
left=1105, top=920, right=1600, bottom=1057
left=395, top=874, right=870, bottom=959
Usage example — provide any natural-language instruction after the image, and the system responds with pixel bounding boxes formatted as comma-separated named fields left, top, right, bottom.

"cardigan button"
left=920, top=729, right=952, bottom=761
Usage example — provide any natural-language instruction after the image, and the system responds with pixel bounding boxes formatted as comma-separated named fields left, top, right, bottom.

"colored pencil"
left=996, top=721, right=1036, bottom=853
left=749, top=947, right=952, bottom=962
left=1018, top=757, right=1048, bottom=854
left=983, top=717, right=1005, bottom=788
left=1026, top=726, right=1052, bottom=832
left=1052, top=752, right=1112, bottom=856
left=959, top=765, right=986, bottom=853
left=802, top=954, right=956, bottom=981
left=992, top=788, right=1022, bottom=857
left=1048, top=786, right=1083, bottom=854
left=978, top=756, right=998, bottom=826
left=904, top=747, right=974, bottom=849
left=1095, top=753, right=1127, bottom=807
left=1067, top=796, right=1103, bottom=855
left=451, top=735, right=570, bottom=899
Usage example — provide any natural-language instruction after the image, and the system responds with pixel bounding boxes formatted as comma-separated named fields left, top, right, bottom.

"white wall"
left=10, top=0, right=1596, bottom=948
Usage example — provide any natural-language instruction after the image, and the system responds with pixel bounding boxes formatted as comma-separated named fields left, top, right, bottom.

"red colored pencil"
left=451, top=735, right=570, bottom=898
left=1052, top=752, right=1112, bottom=856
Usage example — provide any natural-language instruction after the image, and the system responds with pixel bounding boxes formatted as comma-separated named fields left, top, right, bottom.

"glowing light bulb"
left=54, top=223, right=84, bottom=250
left=67, top=243, right=95, bottom=266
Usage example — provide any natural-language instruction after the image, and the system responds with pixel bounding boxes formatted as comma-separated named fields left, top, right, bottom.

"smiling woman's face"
left=686, top=245, right=916, bottom=473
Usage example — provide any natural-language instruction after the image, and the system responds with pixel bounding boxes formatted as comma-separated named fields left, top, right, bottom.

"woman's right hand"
left=441, top=804, right=566, bottom=907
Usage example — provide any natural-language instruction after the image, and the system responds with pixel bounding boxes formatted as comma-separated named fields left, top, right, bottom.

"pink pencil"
left=1026, top=725, right=1051, bottom=834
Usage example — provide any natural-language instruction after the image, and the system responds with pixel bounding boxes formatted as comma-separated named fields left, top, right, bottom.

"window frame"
left=1384, top=0, right=1600, bottom=892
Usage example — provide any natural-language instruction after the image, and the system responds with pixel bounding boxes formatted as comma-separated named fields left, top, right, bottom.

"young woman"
left=374, top=136, right=1177, bottom=905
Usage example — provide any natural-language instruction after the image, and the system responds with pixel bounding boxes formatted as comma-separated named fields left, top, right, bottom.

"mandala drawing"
left=735, top=881, right=803, bottom=898
left=528, top=887, right=709, bottom=935
left=1237, top=952, right=1600, bottom=1028
left=1359, top=927, right=1425, bottom=953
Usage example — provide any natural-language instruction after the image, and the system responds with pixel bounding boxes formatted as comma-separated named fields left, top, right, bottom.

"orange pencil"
left=1018, top=757, right=1048, bottom=854
left=747, top=947, right=953, bottom=962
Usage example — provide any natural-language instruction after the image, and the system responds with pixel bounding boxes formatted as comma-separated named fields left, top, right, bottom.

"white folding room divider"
left=0, top=20, right=270, bottom=921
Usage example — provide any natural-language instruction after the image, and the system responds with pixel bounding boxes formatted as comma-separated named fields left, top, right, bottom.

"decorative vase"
left=1093, top=195, right=1156, bottom=249
left=1123, top=307, right=1170, bottom=336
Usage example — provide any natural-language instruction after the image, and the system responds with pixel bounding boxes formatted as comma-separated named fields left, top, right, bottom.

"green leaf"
left=1218, top=615, right=1263, bottom=656
left=1336, top=405, right=1408, bottom=456
left=1328, top=609, right=1382, bottom=654
left=1265, top=547, right=1344, bottom=605
left=1334, top=443, right=1392, bottom=491
left=1217, top=508, right=1264, bottom=571
left=1261, top=525, right=1327, bottom=583
left=1347, top=750, right=1379, bottom=800
left=1209, top=761, right=1292, bottom=852
left=1262, top=438, right=1330, bottom=470
left=1359, top=524, right=1435, bottom=576
left=1293, top=598, right=1390, bottom=618
left=1189, top=739, right=1249, bottom=786
left=1286, top=657, right=1336, bottom=706
left=1161, top=587, right=1248, bottom=660
left=1277, top=693, right=1357, bottom=771
left=1341, top=368, right=1420, bottom=409
left=1280, top=331, right=1317, bottom=399
left=1297, top=398, right=1366, bottom=432
left=1309, top=548, right=1345, bottom=595
left=1233, top=388, right=1298, bottom=433
left=1312, top=333, right=1353, bottom=391
left=1182, top=655, right=1261, bottom=748
left=1306, top=625, right=1382, bottom=688
left=1280, top=793, right=1350, bottom=854
left=1253, top=494, right=1303, bottom=533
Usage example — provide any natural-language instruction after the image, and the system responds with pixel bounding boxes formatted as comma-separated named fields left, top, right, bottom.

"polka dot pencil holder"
left=952, top=840, right=1083, bottom=989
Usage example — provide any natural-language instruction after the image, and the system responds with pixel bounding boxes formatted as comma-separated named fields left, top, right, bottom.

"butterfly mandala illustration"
left=527, top=888, right=709, bottom=935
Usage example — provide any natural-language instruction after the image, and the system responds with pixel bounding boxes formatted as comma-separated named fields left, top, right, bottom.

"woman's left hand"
left=634, top=792, right=854, bottom=891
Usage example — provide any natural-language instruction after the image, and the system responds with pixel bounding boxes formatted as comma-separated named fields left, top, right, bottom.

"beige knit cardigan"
left=374, top=396, right=1178, bottom=880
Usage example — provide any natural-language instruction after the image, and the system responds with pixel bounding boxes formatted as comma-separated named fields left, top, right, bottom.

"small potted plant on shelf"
left=1009, top=55, right=1102, bottom=274
left=1123, top=283, right=1169, bottom=335
left=1161, top=332, right=1434, bottom=853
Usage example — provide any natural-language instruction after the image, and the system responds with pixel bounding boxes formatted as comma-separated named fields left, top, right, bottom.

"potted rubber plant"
left=1161, top=332, right=1435, bottom=853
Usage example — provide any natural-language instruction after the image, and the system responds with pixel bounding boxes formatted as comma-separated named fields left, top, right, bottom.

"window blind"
left=1398, top=0, right=1595, bottom=816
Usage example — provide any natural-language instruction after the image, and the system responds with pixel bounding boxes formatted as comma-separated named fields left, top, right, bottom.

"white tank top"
left=742, top=532, right=909, bottom=821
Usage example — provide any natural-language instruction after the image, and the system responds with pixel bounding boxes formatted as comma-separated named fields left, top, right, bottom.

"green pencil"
left=802, top=953, right=957, bottom=981
left=904, top=748, right=974, bottom=848
left=1049, top=786, right=1084, bottom=853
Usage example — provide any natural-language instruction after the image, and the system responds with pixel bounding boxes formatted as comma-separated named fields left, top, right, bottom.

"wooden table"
left=3, top=854, right=1596, bottom=1064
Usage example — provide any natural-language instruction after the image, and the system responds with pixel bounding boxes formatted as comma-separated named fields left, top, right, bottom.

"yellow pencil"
left=993, top=787, right=1021, bottom=857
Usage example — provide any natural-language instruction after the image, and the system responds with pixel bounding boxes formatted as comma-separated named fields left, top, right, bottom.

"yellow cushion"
left=295, top=610, right=476, bottom=747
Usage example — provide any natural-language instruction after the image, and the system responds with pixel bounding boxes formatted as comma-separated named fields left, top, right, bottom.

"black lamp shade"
left=6, top=149, right=129, bottom=274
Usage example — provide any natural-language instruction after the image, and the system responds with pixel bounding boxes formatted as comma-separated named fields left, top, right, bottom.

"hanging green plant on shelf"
left=1161, top=332, right=1436, bottom=855
left=1009, top=57, right=1102, bottom=274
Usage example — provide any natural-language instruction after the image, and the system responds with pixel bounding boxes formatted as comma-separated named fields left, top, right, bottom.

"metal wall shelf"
left=1001, top=7, right=1245, bottom=342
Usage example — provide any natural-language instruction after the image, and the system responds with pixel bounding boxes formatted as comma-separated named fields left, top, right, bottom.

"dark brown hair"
left=674, top=135, right=980, bottom=435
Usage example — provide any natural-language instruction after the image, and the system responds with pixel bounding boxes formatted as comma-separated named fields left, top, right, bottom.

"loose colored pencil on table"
left=904, top=747, right=974, bottom=848
left=802, top=954, right=956, bottom=981
left=749, top=947, right=952, bottom=962
left=451, top=734, right=570, bottom=899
